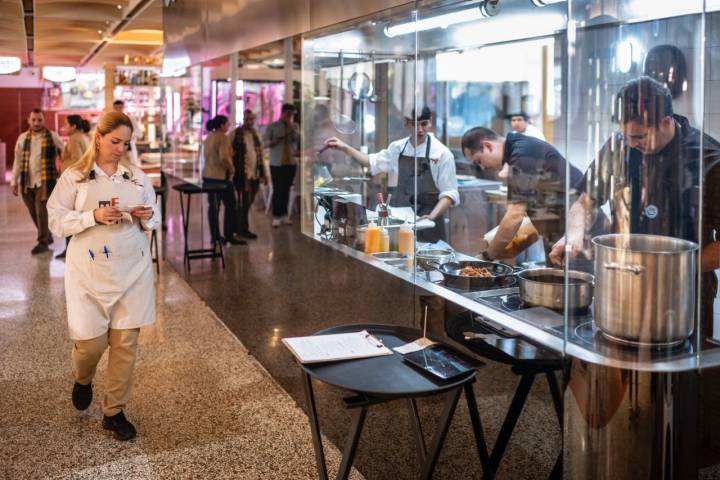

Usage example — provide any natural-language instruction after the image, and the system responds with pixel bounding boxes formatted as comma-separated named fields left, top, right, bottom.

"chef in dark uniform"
left=548, top=76, right=720, bottom=335
left=324, top=106, right=459, bottom=242
left=461, top=126, right=583, bottom=261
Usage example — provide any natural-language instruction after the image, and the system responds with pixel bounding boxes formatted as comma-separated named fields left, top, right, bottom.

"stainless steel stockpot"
left=592, top=234, right=698, bottom=346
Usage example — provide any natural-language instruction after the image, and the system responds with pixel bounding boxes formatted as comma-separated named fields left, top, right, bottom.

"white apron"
left=65, top=171, right=155, bottom=340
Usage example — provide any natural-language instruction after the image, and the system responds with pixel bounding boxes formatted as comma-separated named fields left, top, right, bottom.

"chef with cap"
left=324, top=106, right=459, bottom=242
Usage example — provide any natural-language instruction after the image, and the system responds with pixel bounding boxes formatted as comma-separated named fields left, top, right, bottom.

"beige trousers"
left=72, top=328, right=140, bottom=416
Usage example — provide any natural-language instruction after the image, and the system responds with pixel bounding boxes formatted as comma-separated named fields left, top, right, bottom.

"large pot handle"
left=603, top=262, right=644, bottom=275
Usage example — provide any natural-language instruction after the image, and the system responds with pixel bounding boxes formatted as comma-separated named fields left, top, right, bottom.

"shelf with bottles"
left=114, top=68, right=160, bottom=87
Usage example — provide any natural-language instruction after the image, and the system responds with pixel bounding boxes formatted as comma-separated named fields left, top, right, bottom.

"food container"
left=592, top=234, right=698, bottom=346
left=518, top=268, right=594, bottom=312
left=415, top=248, right=455, bottom=270
left=371, top=251, right=408, bottom=267
left=438, top=260, right=515, bottom=290
left=484, top=216, right=540, bottom=259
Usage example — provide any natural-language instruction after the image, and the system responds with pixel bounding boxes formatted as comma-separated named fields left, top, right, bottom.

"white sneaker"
left=272, top=218, right=281, bottom=228
left=282, top=216, right=293, bottom=225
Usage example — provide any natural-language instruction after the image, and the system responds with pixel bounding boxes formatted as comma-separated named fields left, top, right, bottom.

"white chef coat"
left=516, top=123, right=546, bottom=141
left=11, top=129, right=64, bottom=188
left=368, top=133, right=460, bottom=205
left=47, top=163, right=159, bottom=340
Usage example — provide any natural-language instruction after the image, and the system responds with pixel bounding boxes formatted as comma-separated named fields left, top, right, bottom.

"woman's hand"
left=324, top=137, right=349, bottom=153
left=130, top=206, right=154, bottom=221
left=94, top=207, right=122, bottom=225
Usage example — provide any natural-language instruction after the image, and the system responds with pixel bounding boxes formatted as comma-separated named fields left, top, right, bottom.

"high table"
left=298, top=323, right=494, bottom=480
left=172, top=182, right=227, bottom=272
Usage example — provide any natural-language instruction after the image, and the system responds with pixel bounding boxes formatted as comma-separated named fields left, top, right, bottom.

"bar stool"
left=172, top=182, right=228, bottom=272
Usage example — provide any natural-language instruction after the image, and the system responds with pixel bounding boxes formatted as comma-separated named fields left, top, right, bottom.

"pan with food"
left=438, top=260, right=515, bottom=290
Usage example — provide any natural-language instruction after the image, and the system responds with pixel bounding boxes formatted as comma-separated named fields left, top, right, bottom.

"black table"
left=445, top=312, right=564, bottom=479
left=299, top=323, right=494, bottom=480
left=172, top=182, right=227, bottom=272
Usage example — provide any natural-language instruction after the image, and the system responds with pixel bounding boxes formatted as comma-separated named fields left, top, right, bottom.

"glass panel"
left=566, top=0, right=704, bottom=368
left=301, top=8, right=420, bottom=326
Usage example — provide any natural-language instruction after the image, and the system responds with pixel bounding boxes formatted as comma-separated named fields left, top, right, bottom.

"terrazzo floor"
left=0, top=184, right=363, bottom=480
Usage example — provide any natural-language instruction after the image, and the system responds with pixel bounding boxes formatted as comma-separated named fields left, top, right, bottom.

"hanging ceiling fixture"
left=0, top=56, right=22, bottom=74
left=531, top=0, right=566, bottom=6
left=42, top=66, right=77, bottom=83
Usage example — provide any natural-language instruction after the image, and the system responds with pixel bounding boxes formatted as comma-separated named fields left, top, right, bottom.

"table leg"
left=489, top=373, right=535, bottom=472
left=302, top=371, right=329, bottom=480
left=545, top=371, right=563, bottom=427
left=178, top=191, right=189, bottom=271
left=419, top=386, right=462, bottom=480
left=406, top=398, right=427, bottom=464
left=336, top=405, right=368, bottom=480
left=463, top=382, right=494, bottom=479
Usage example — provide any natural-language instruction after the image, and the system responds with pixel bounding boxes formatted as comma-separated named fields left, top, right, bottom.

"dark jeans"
left=21, top=187, right=51, bottom=245
left=236, top=178, right=260, bottom=234
left=202, top=177, right=237, bottom=242
left=270, top=165, right=296, bottom=218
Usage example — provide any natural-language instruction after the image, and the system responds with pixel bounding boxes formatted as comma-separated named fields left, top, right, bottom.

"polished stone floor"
left=0, top=184, right=362, bottom=480
left=160, top=181, right=562, bottom=479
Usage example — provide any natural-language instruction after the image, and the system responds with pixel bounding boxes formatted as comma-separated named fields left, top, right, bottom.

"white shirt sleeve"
left=138, top=171, right=160, bottom=231
left=11, top=134, right=25, bottom=186
left=368, top=141, right=401, bottom=177
left=47, top=170, right=97, bottom=238
left=432, top=148, right=460, bottom=206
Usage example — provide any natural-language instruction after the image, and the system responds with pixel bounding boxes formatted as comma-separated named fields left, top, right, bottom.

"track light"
left=384, top=1, right=499, bottom=38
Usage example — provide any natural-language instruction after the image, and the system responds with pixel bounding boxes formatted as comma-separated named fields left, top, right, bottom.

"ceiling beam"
left=79, top=0, right=155, bottom=67
left=22, top=0, right=34, bottom=66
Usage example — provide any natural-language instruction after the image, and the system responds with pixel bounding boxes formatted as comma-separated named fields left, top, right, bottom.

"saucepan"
left=517, top=268, right=594, bottom=312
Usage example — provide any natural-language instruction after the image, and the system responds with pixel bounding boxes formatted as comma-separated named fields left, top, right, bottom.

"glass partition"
left=300, top=0, right=720, bottom=371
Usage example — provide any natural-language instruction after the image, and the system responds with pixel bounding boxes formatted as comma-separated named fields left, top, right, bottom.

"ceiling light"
left=0, top=56, right=22, bottom=74
left=531, top=0, right=566, bottom=6
left=117, top=4, right=123, bottom=9
left=43, top=66, right=77, bottom=83
left=384, top=6, right=485, bottom=37
left=98, top=29, right=103, bottom=35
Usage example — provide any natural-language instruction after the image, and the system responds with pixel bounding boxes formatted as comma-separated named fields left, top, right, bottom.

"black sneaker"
left=31, top=243, right=49, bottom=255
left=226, top=234, right=247, bottom=245
left=238, top=230, right=258, bottom=239
left=102, top=411, right=137, bottom=441
left=71, top=382, right=92, bottom=410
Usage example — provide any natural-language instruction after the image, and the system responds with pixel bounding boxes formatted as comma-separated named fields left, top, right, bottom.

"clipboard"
left=282, top=330, right=393, bottom=364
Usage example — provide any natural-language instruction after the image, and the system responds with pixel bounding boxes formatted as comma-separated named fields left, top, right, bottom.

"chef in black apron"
left=324, top=106, right=459, bottom=242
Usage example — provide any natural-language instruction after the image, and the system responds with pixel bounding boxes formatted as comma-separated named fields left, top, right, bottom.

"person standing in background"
left=264, top=103, right=300, bottom=228
left=112, top=100, right=142, bottom=166
left=230, top=109, right=268, bottom=239
left=56, top=115, right=91, bottom=259
left=202, top=115, right=245, bottom=245
left=11, top=108, right=64, bottom=255
left=508, top=112, right=546, bottom=141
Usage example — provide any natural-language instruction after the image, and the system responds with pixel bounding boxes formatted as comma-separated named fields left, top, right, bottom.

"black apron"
left=389, top=137, right=445, bottom=242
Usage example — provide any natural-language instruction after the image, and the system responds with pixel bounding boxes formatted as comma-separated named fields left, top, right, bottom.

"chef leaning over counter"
left=324, top=106, right=459, bottom=242
left=461, top=127, right=582, bottom=262
left=47, top=111, right=159, bottom=442
left=548, top=76, right=720, bottom=333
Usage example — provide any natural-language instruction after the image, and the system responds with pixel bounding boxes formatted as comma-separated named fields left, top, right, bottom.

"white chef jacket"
left=368, top=133, right=460, bottom=205
left=47, top=163, right=159, bottom=340
left=11, top=130, right=64, bottom=188
left=516, top=123, right=546, bottom=141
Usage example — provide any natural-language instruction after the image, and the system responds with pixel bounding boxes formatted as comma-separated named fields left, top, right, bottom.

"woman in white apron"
left=47, top=111, right=159, bottom=441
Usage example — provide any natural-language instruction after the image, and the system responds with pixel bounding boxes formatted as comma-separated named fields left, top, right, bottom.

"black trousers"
left=202, top=177, right=237, bottom=242
left=236, top=178, right=260, bottom=234
left=270, top=165, right=296, bottom=218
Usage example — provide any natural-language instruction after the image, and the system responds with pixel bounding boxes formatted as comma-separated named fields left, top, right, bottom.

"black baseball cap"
left=407, top=106, right=432, bottom=121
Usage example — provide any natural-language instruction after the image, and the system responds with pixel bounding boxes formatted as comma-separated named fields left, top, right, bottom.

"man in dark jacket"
left=230, top=109, right=267, bottom=239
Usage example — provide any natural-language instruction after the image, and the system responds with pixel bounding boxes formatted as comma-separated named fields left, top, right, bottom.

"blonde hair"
left=73, top=111, right=134, bottom=182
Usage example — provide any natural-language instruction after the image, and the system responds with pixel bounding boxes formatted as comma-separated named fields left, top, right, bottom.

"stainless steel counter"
left=316, top=235, right=705, bottom=372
